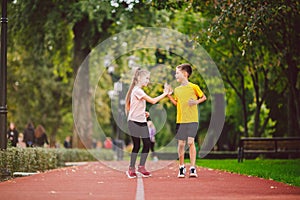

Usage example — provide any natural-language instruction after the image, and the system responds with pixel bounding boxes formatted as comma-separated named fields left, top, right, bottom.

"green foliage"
left=247, top=103, right=276, bottom=137
left=208, top=0, right=300, bottom=135
left=5, top=0, right=299, bottom=151
left=197, top=159, right=300, bottom=187
left=0, top=148, right=57, bottom=176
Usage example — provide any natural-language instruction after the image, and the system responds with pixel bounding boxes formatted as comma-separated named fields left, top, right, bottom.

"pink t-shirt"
left=128, top=86, right=147, bottom=122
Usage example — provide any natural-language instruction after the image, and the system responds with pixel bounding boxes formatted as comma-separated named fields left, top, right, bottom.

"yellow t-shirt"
left=174, top=82, right=204, bottom=123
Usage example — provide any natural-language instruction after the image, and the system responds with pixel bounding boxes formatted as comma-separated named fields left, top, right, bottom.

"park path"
left=0, top=160, right=299, bottom=200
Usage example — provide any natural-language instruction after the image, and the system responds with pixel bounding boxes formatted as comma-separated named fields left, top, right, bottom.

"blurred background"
left=3, top=0, right=299, bottom=151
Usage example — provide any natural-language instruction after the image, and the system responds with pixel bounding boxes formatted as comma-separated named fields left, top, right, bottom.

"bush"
left=54, top=148, right=114, bottom=166
left=0, top=148, right=57, bottom=175
left=0, top=147, right=114, bottom=180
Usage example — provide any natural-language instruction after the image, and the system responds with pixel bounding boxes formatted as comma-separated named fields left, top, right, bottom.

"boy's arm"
left=167, top=94, right=177, bottom=106
left=197, top=94, right=207, bottom=104
left=188, top=94, right=207, bottom=106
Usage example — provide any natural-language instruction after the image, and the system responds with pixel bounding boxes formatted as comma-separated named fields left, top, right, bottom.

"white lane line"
left=135, top=175, right=145, bottom=200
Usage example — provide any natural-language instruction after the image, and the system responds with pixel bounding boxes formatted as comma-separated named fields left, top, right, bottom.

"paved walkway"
left=0, top=161, right=299, bottom=200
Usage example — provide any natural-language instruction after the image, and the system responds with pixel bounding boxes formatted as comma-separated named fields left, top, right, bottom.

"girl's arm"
left=142, top=83, right=171, bottom=104
left=143, top=92, right=168, bottom=104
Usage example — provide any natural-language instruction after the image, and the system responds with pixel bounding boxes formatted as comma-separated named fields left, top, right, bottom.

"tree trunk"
left=283, top=3, right=300, bottom=136
left=252, top=70, right=262, bottom=137
left=253, top=103, right=262, bottom=137
left=224, top=70, right=248, bottom=138
left=286, top=59, right=300, bottom=136
left=238, top=70, right=248, bottom=137
left=71, top=19, right=93, bottom=149
left=215, top=93, right=226, bottom=150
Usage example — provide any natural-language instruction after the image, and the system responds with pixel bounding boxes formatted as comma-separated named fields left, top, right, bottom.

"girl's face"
left=175, top=68, right=185, bottom=83
left=139, top=74, right=150, bottom=87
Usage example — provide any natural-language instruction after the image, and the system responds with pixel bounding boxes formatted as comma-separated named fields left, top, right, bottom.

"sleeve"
left=192, top=84, right=204, bottom=98
left=134, top=88, right=146, bottom=100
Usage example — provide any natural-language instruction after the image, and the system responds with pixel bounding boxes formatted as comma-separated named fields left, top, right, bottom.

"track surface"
left=0, top=161, right=299, bottom=200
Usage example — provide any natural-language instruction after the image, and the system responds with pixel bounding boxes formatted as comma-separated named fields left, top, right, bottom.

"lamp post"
left=105, top=55, right=124, bottom=160
left=0, top=0, right=8, bottom=150
left=108, top=80, right=125, bottom=161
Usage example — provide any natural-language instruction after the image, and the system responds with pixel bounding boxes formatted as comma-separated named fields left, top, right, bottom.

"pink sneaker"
left=126, top=167, right=137, bottom=179
left=137, top=165, right=151, bottom=177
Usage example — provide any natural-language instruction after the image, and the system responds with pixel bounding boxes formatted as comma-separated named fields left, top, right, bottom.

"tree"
left=211, top=0, right=300, bottom=136
left=8, top=0, right=168, bottom=147
left=150, top=0, right=293, bottom=142
left=8, top=1, right=73, bottom=146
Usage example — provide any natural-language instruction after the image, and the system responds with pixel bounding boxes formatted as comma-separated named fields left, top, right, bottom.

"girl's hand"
left=145, top=111, right=150, bottom=118
left=164, top=83, right=173, bottom=95
left=163, top=83, right=169, bottom=94
left=168, top=86, right=173, bottom=95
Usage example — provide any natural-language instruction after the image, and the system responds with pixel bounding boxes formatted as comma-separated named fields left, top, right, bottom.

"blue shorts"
left=175, top=123, right=198, bottom=141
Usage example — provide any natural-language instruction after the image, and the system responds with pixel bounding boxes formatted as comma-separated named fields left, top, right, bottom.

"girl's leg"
left=178, top=140, right=186, bottom=166
left=130, top=136, right=140, bottom=167
left=139, top=137, right=151, bottom=166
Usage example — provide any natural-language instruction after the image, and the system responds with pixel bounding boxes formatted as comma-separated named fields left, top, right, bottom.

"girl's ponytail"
left=125, top=68, right=140, bottom=115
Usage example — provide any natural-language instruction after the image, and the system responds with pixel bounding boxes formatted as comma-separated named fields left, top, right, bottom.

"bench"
left=237, top=137, right=300, bottom=162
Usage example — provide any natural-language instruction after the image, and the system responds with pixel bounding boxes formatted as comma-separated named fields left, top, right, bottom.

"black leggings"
left=130, top=136, right=151, bottom=167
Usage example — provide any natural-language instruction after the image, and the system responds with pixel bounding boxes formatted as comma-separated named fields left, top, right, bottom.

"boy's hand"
left=188, top=99, right=198, bottom=106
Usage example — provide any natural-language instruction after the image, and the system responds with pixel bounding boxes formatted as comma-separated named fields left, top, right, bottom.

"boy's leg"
left=188, top=137, right=196, bottom=167
left=177, top=140, right=186, bottom=178
left=178, top=140, right=186, bottom=166
left=188, top=137, right=198, bottom=177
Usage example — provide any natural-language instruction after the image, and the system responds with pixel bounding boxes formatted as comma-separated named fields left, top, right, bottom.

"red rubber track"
left=0, top=161, right=299, bottom=200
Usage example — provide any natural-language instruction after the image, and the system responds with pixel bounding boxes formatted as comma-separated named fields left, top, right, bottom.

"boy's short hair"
left=177, top=63, right=192, bottom=78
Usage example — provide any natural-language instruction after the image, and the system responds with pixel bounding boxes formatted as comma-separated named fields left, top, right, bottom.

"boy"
left=167, top=63, right=206, bottom=178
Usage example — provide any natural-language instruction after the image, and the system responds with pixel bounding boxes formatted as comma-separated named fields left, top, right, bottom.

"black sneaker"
left=177, top=166, right=186, bottom=178
left=189, top=167, right=198, bottom=178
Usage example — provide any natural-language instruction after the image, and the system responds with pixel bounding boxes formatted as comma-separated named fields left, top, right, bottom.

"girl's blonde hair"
left=125, top=68, right=150, bottom=115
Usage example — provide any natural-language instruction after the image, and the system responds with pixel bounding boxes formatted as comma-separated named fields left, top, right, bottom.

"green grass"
left=196, top=159, right=300, bottom=187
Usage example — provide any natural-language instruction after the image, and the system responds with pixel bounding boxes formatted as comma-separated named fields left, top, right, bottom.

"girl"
left=125, top=68, right=169, bottom=178
left=34, top=124, right=49, bottom=147
left=147, top=119, right=158, bottom=161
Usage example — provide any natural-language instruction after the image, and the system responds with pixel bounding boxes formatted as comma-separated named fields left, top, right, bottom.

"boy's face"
left=175, top=68, right=187, bottom=83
